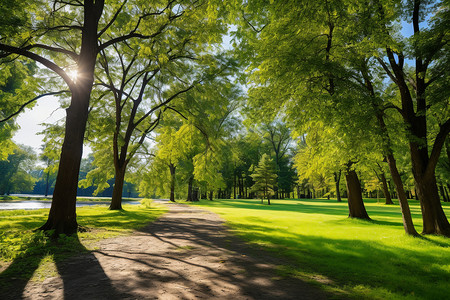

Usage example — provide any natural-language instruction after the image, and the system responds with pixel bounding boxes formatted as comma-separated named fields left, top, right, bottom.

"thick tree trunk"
left=39, top=0, right=104, bottom=236
left=414, top=171, right=450, bottom=235
left=379, top=172, right=393, bottom=205
left=110, top=164, right=127, bottom=210
left=345, top=169, right=370, bottom=220
left=39, top=89, right=90, bottom=235
left=334, top=171, right=342, bottom=202
left=169, top=163, right=176, bottom=202
left=192, top=187, right=199, bottom=202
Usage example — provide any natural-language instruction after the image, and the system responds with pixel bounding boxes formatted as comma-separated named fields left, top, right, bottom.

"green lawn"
left=0, top=199, right=166, bottom=287
left=190, top=198, right=450, bottom=300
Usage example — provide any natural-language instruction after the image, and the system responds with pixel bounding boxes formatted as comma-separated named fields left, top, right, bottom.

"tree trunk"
left=379, top=172, right=393, bottom=205
left=384, top=155, right=419, bottom=235
left=44, top=171, right=50, bottom=197
left=345, top=168, right=370, bottom=220
left=110, top=164, right=127, bottom=210
left=445, top=185, right=450, bottom=203
left=439, top=185, right=449, bottom=202
left=233, top=170, right=236, bottom=199
left=39, top=89, right=91, bottom=235
left=192, top=187, right=199, bottom=202
left=415, top=171, right=450, bottom=235
left=334, top=170, right=342, bottom=202
left=169, top=163, right=176, bottom=202
left=39, top=0, right=104, bottom=236
left=187, top=176, right=193, bottom=202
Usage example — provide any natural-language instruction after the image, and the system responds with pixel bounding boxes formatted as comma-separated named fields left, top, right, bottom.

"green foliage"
left=191, top=198, right=450, bottom=299
left=250, top=154, right=277, bottom=201
left=0, top=145, right=36, bottom=194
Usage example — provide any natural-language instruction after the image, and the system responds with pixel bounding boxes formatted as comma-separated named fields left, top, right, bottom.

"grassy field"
left=0, top=199, right=166, bottom=287
left=190, top=198, right=450, bottom=300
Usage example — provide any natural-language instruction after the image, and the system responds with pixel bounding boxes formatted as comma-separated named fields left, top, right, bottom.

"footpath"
left=19, top=202, right=331, bottom=299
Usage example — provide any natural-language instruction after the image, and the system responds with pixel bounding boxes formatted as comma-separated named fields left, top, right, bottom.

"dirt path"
left=19, top=202, right=331, bottom=299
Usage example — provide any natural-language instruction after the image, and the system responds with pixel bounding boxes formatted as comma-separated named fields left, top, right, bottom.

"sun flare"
left=67, top=69, right=78, bottom=82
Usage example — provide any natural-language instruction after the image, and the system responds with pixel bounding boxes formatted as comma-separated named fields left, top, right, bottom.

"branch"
left=23, top=44, right=79, bottom=61
left=426, top=118, right=450, bottom=178
left=97, top=0, right=128, bottom=38
left=376, top=57, right=398, bottom=84
left=164, top=106, right=188, bottom=120
left=98, top=31, right=165, bottom=52
left=0, top=90, right=69, bottom=123
left=242, top=14, right=267, bottom=33
left=382, top=103, right=404, bottom=117
left=134, top=83, right=196, bottom=127
left=0, top=44, right=75, bottom=90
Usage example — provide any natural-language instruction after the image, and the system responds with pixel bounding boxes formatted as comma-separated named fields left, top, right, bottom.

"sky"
left=12, top=96, right=64, bottom=152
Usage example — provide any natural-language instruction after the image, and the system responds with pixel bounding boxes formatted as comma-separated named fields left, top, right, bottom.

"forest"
left=0, top=0, right=449, bottom=298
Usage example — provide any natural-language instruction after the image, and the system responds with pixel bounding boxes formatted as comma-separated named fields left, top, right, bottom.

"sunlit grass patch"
left=190, top=198, right=450, bottom=299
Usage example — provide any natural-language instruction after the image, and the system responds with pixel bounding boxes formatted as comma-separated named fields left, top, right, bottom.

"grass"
left=0, top=199, right=166, bottom=290
left=189, top=198, right=450, bottom=300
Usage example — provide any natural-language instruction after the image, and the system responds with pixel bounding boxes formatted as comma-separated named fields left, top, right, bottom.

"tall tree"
left=0, top=0, right=226, bottom=234
left=368, top=0, right=450, bottom=235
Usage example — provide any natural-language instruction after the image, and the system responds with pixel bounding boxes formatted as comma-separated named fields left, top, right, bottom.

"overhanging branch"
left=0, top=90, right=70, bottom=123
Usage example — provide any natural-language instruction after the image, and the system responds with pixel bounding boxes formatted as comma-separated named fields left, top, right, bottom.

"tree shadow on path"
left=0, top=233, right=128, bottom=300
left=89, top=204, right=336, bottom=299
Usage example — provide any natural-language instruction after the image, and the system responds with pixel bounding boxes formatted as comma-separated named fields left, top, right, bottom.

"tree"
left=0, top=0, right=227, bottom=235
left=232, top=0, right=428, bottom=232
left=0, top=60, right=38, bottom=160
left=0, top=145, right=36, bottom=195
left=250, top=154, right=277, bottom=205
left=376, top=1, right=450, bottom=235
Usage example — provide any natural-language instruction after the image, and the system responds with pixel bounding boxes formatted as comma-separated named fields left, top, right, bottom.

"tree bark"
left=439, top=185, right=449, bottom=202
left=385, top=155, right=418, bottom=235
left=187, top=176, right=193, bottom=202
left=38, top=0, right=104, bottom=236
left=192, top=187, right=199, bottom=202
left=379, top=171, right=393, bottom=205
left=39, top=88, right=91, bottom=235
left=334, top=170, right=342, bottom=202
left=110, top=164, right=127, bottom=210
left=345, top=168, right=370, bottom=220
left=414, top=170, right=450, bottom=235
left=169, top=163, right=176, bottom=202
left=445, top=185, right=450, bottom=203
left=381, top=0, right=450, bottom=236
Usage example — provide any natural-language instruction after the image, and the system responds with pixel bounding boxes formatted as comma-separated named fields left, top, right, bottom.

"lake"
left=0, top=200, right=141, bottom=210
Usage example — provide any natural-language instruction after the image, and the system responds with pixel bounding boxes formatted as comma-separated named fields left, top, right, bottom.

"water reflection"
left=0, top=200, right=140, bottom=210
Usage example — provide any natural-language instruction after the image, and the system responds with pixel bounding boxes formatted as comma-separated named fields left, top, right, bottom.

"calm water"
left=0, top=200, right=141, bottom=210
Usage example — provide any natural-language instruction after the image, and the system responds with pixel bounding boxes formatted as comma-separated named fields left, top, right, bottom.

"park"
left=1, top=0, right=449, bottom=299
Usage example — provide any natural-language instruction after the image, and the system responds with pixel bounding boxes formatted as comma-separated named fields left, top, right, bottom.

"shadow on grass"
left=226, top=221, right=450, bottom=299
left=0, top=232, right=124, bottom=300
left=0, top=206, right=164, bottom=299
left=194, top=198, right=430, bottom=229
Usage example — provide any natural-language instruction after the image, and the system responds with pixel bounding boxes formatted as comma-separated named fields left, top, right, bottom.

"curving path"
left=19, top=202, right=331, bottom=299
